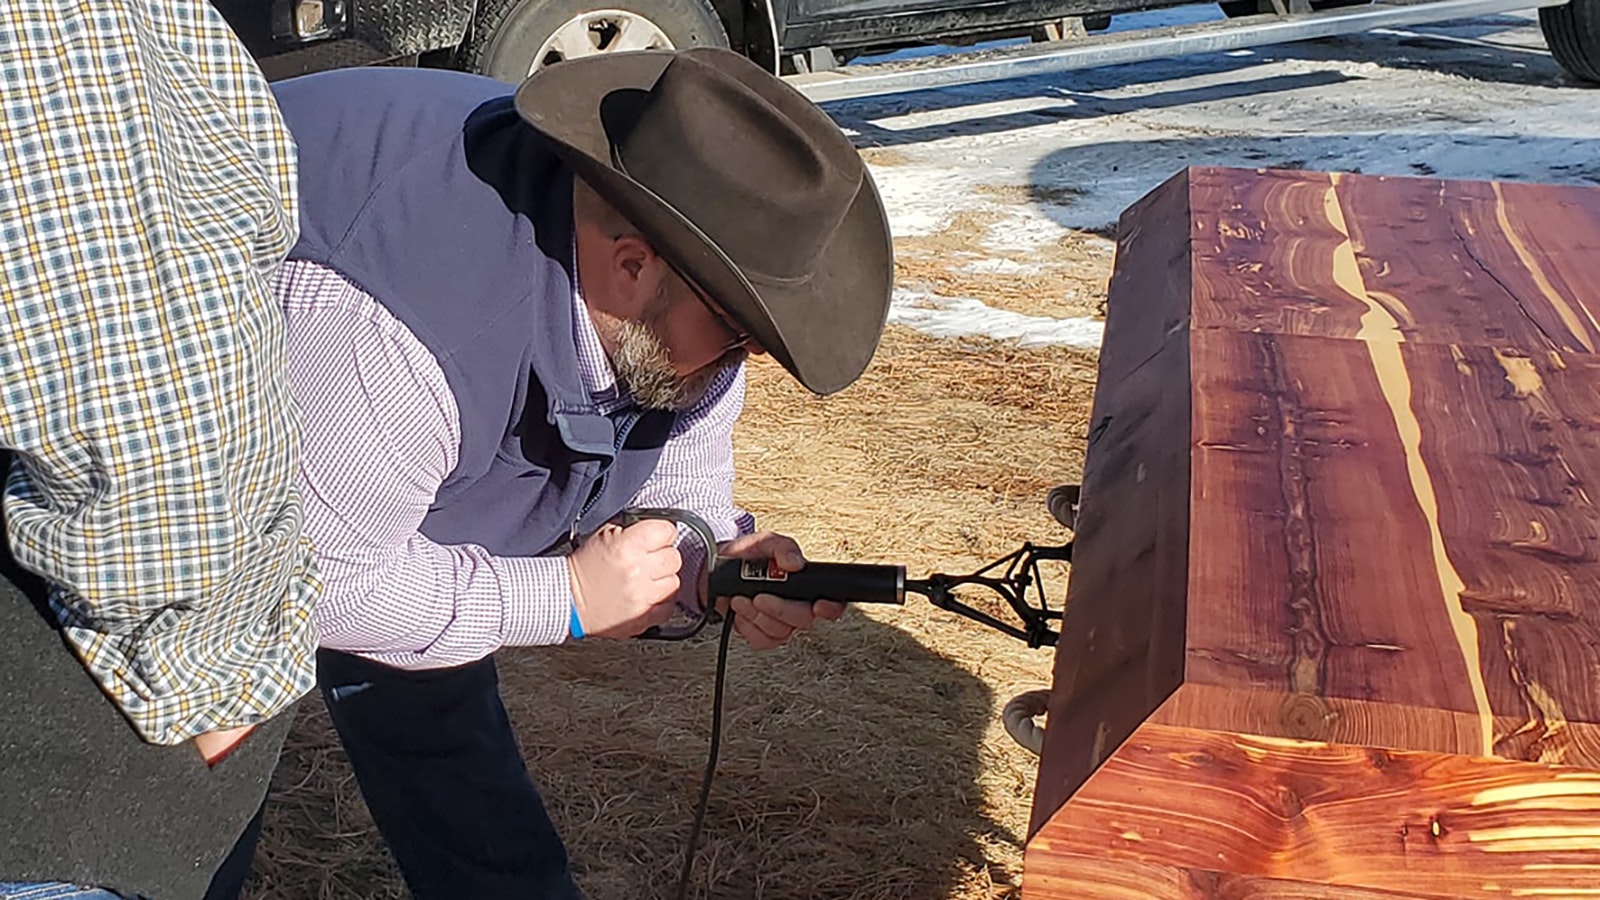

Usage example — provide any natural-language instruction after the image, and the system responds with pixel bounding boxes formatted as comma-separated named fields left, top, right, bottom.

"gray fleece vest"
left=274, top=67, right=674, bottom=558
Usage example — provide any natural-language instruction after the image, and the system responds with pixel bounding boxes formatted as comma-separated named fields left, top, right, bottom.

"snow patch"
left=864, top=95, right=1076, bottom=132
left=890, top=289, right=1104, bottom=349
left=983, top=209, right=1077, bottom=252
left=845, top=11, right=1594, bottom=358
left=867, top=163, right=979, bottom=237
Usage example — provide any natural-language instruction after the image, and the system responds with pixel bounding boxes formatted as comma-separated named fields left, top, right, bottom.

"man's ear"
left=613, top=234, right=650, bottom=280
left=610, top=234, right=667, bottom=313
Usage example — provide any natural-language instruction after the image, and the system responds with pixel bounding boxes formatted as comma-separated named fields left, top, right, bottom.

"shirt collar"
left=570, top=233, right=633, bottom=414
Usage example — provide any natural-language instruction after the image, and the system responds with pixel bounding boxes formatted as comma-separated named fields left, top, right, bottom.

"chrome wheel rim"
left=532, top=9, right=675, bottom=74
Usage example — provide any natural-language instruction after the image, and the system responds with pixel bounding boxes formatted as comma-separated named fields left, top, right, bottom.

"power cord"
left=673, top=610, right=735, bottom=900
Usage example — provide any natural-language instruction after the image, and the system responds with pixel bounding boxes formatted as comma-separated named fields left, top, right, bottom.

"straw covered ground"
left=244, top=179, right=1113, bottom=899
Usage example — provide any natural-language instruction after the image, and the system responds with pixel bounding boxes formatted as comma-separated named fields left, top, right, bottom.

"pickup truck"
left=213, top=0, right=1596, bottom=99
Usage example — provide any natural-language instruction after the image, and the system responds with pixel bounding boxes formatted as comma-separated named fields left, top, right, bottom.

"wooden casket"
left=1024, top=167, right=1600, bottom=899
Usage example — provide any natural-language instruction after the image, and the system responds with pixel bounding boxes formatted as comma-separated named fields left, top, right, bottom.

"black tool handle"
left=708, top=558, right=906, bottom=605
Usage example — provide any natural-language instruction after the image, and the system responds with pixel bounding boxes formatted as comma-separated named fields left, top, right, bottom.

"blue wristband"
left=569, top=604, right=585, bottom=641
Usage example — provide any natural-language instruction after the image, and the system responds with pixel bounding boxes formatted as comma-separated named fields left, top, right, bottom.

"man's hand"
left=715, top=532, right=845, bottom=650
left=194, top=723, right=256, bottom=765
left=568, top=519, right=683, bottom=638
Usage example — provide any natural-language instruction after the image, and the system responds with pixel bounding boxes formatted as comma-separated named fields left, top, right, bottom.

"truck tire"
left=1541, top=0, right=1600, bottom=83
left=462, top=0, right=730, bottom=83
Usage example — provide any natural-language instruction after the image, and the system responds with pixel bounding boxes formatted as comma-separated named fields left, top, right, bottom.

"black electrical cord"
left=673, top=609, right=736, bottom=900
left=662, top=537, right=1072, bottom=897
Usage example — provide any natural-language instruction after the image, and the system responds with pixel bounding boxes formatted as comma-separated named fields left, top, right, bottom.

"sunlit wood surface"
left=1024, top=167, right=1600, bottom=899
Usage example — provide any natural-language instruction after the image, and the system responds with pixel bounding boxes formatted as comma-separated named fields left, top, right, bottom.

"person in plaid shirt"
left=0, top=2, right=320, bottom=898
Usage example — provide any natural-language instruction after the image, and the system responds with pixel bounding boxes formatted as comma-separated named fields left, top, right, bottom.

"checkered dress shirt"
left=0, top=1, right=321, bottom=743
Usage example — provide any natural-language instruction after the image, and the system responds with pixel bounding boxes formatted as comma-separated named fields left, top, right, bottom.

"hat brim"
left=513, top=51, right=893, bottom=396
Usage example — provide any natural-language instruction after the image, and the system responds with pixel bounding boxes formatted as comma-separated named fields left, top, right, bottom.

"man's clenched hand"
left=568, top=519, right=682, bottom=638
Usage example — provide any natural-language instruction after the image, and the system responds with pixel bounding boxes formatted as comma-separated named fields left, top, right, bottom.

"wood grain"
left=1029, top=849, right=1474, bottom=899
left=1187, top=168, right=1600, bottom=349
left=1030, top=168, right=1194, bottom=837
left=1026, top=167, right=1600, bottom=897
left=1028, top=723, right=1600, bottom=899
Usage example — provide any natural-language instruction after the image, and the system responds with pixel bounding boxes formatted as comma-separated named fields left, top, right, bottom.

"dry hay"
left=890, top=208, right=1112, bottom=322
left=859, top=147, right=913, bottom=167
left=971, top=184, right=1085, bottom=208
left=243, top=326, right=1102, bottom=900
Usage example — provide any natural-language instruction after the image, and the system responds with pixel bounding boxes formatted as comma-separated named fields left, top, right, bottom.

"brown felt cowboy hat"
left=513, top=47, right=893, bottom=395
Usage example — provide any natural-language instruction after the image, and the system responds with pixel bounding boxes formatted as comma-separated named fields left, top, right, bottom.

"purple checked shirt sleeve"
left=276, top=260, right=750, bottom=669
left=277, top=261, right=569, bottom=668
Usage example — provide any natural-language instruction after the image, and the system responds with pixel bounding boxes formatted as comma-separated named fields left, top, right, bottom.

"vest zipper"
left=571, top=410, right=641, bottom=543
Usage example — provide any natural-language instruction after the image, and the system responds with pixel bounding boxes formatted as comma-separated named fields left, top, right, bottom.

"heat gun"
left=615, top=506, right=1068, bottom=648
left=604, top=503, right=1075, bottom=900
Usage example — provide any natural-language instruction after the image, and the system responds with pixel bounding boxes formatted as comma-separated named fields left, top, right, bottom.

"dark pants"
left=201, top=801, right=265, bottom=900
left=315, top=648, right=584, bottom=900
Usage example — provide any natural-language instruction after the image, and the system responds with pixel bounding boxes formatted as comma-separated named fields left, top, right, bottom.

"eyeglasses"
left=674, top=267, right=753, bottom=356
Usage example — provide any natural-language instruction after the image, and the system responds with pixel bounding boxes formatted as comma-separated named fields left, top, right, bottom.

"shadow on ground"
left=1020, top=132, right=1600, bottom=236
left=823, top=13, right=1580, bottom=149
left=244, top=609, right=1016, bottom=900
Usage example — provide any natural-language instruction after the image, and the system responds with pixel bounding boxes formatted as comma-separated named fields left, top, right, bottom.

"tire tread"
left=1542, top=0, right=1600, bottom=84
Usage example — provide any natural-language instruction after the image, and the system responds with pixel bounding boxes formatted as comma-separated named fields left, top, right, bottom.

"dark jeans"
left=315, top=648, right=584, bottom=900
left=201, top=801, right=264, bottom=900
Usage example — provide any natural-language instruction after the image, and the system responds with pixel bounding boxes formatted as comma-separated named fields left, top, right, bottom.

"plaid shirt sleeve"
left=0, top=1, right=321, bottom=743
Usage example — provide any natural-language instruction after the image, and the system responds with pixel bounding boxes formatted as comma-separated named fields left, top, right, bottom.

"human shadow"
left=245, top=607, right=1041, bottom=900
left=1263, top=13, right=1575, bottom=86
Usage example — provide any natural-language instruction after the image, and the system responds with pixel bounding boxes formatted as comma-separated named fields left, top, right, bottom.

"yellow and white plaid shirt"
left=0, top=1, right=320, bottom=744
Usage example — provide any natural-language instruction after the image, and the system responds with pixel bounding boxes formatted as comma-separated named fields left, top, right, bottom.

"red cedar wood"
left=1025, top=167, right=1600, bottom=898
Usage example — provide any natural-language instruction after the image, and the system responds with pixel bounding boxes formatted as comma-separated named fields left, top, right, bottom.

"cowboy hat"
left=513, top=47, right=893, bottom=395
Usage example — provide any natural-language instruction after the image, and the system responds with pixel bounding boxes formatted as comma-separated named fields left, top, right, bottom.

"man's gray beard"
left=612, top=298, right=747, bottom=411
